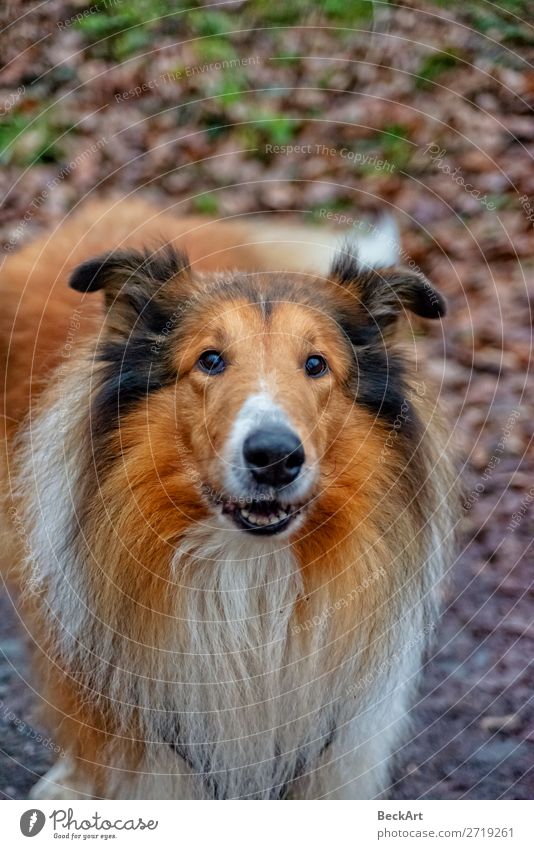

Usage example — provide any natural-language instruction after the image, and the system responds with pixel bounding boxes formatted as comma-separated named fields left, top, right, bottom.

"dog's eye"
left=198, top=350, right=225, bottom=374
left=305, top=354, right=329, bottom=377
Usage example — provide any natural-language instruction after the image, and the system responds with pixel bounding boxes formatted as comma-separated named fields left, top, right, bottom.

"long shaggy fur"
left=0, top=198, right=459, bottom=800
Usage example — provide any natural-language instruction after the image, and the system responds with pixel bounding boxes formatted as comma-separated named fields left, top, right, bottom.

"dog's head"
left=70, top=244, right=445, bottom=541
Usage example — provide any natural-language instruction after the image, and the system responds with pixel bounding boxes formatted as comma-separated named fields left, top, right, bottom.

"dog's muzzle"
left=220, top=396, right=313, bottom=536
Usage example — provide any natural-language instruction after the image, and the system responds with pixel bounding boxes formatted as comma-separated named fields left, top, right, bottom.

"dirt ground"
left=0, top=0, right=533, bottom=799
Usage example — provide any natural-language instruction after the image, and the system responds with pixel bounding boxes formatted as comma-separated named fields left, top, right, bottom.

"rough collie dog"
left=0, top=198, right=457, bottom=800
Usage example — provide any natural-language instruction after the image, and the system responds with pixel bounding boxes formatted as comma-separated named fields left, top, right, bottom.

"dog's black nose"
left=244, top=427, right=305, bottom=487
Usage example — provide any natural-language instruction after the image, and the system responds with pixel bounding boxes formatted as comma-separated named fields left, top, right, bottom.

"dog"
left=0, top=197, right=458, bottom=799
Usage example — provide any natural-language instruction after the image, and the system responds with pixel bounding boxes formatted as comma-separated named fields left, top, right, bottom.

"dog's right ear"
left=69, top=246, right=189, bottom=338
left=69, top=253, right=121, bottom=294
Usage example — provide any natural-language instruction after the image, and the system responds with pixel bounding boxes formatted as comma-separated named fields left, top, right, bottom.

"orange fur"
left=0, top=197, right=458, bottom=800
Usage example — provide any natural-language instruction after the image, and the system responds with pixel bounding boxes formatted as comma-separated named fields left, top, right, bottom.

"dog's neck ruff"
left=161, top=525, right=341, bottom=799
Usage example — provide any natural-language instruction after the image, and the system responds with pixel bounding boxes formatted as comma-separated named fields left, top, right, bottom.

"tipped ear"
left=69, top=246, right=188, bottom=297
left=366, top=267, right=447, bottom=320
left=69, top=246, right=189, bottom=337
left=69, top=255, right=121, bottom=293
left=330, top=248, right=446, bottom=331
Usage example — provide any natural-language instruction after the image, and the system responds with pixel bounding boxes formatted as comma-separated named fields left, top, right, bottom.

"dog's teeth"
left=235, top=503, right=295, bottom=528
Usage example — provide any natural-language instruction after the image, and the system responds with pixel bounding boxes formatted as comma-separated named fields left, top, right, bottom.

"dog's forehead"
left=182, top=271, right=339, bottom=336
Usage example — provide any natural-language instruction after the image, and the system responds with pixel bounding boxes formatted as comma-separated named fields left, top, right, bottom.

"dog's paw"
left=29, top=756, right=93, bottom=800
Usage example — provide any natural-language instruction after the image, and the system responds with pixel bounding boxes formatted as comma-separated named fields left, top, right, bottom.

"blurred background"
left=0, top=0, right=532, bottom=799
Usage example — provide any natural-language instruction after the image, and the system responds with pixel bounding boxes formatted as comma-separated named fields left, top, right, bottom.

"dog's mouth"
left=220, top=497, right=304, bottom=535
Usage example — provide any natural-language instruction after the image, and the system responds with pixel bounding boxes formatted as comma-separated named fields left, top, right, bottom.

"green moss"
left=112, top=28, right=152, bottom=59
left=271, top=50, right=302, bottom=67
left=74, top=0, right=184, bottom=59
left=192, top=192, right=219, bottom=214
left=321, top=0, right=374, bottom=24
left=75, top=12, right=134, bottom=40
left=244, top=0, right=307, bottom=26
left=379, top=124, right=413, bottom=170
left=212, top=70, right=249, bottom=105
left=254, top=114, right=297, bottom=145
left=309, top=198, right=353, bottom=219
left=233, top=114, right=298, bottom=155
left=191, top=10, right=235, bottom=36
left=428, top=0, right=534, bottom=45
left=415, top=50, right=464, bottom=90
left=0, top=112, right=64, bottom=165
left=195, top=37, right=238, bottom=64
left=203, top=115, right=231, bottom=142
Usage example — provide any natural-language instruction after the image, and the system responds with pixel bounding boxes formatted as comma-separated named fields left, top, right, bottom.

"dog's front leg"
left=29, top=755, right=96, bottom=800
left=290, top=705, right=411, bottom=800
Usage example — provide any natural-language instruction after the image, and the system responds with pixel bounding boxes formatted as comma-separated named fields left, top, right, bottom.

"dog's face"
left=71, top=246, right=445, bottom=541
left=174, top=294, right=354, bottom=536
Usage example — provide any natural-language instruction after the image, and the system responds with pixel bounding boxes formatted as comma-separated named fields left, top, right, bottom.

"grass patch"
left=309, top=198, right=354, bottom=219
left=0, top=112, right=64, bottom=165
left=195, top=36, right=239, bottom=65
left=428, top=0, right=534, bottom=46
left=321, top=0, right=374, bottom=24
left=190, top=10, right=235, bottom=37
left=244, top=0, right=309, bottom=26
left=253, top=114, right=296, bottom=145
left=378, top=124, right=413, bottom=171
left=415, top=49, right=464, bottom=89
left=234, top=114, right=298, bottom=157
left=211, top=70, right=249, bottom=106
left=243, top=0, right=374, bottom=26
left=74, top=0, right=184, bottom=60
left=192, top=192, right=219, bottom=214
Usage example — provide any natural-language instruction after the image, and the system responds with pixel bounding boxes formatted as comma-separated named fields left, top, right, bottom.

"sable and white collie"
left=0, top=197, right=457, bottom=800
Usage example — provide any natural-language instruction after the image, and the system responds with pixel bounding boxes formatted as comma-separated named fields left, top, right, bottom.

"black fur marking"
left=92, top=338, right=176, bottom=440
left=384, top=271, right=447, bottom=319
left=168, top=724, right=337, bottom=800
left=337, top=310, right=419, bottom=433
left=274, top=724, right=337, bottom=800
left=329, top=255, right=443, bottom=434
left=70, top=257, right=114, bottom=293
left=329, top=247, right=361, bottom=287
left=348, top=347, right=417, bottom=434
left=338, top=316, right=381, bottom=348
left=356, top=269, right=446, bottom=323
left=78, top=247, right=188, bottom=440
left=168, top=740, right=220, bottom=801
left=69, top=246, right=189, bottom=294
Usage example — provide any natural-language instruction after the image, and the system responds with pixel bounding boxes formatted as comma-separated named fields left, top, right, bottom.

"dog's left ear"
left=330, top=249, right=446, bottom=332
